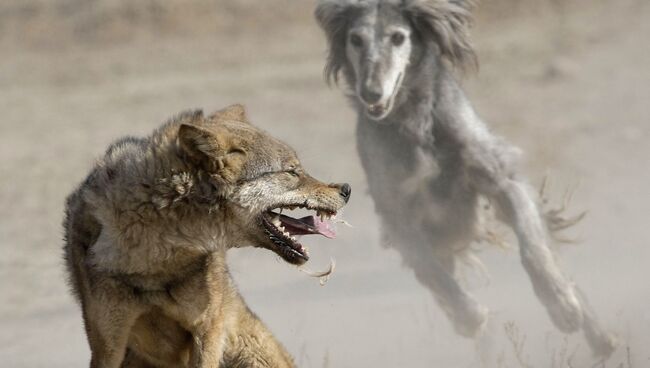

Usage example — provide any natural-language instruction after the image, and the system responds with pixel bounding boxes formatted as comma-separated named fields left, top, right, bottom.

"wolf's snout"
left=339, top=183, right=352, bottom=203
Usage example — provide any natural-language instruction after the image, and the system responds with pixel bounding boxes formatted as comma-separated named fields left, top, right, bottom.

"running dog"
left=315, top=0, right=615, bottom=355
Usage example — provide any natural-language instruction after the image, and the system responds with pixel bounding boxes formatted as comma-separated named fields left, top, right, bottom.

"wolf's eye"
left=349, top=34, right=363, bottom=48
left=391, top=32, right=405, bottom=46
left=283, top=165, right=301, bottom=177
left=227, top=147, right=246, bottom=155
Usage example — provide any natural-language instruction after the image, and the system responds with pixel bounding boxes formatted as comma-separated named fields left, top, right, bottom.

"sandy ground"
left=1, top=1, right=648, bottom=367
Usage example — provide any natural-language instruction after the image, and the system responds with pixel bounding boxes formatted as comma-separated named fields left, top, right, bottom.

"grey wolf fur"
left=315, top=0, right=616, bottom=355
left=63, top=104, right=351, bottom=367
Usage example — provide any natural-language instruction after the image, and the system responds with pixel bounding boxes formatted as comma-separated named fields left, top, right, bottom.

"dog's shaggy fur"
left=316, top=0, right=616, bottom=355
left=63, top=104, right=350, bottom=367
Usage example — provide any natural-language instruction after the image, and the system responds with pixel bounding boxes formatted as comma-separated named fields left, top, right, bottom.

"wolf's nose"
left=339, top=183, right=352, bottom=203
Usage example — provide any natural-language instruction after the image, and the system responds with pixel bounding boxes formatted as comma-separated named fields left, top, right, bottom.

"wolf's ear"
left=178, top=124, right=218, bottom=161
left=315, top=0, right=360, bottom=85
left=178, top=123, right=246, bottom=184
left=403, top=0, right=477, bottom=71
left=208, top=104, right=250, bottom=124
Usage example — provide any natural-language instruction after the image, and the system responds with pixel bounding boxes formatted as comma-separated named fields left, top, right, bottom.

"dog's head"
left=315, top=0, right=476, bottom=121
left=178, top=104, right=351, bottom=265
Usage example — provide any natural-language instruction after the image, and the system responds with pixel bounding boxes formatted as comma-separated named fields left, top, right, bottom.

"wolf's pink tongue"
left=309, top=215, right=337, bottom=238
left=279, top=214, right=337, bottom=239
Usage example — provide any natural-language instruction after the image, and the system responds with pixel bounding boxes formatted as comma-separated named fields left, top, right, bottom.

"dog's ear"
left=208, top=104, right=250, bottom=124
left=315, top=0, right=360, bottom=85
left=403, top=0, right=477, bottom=71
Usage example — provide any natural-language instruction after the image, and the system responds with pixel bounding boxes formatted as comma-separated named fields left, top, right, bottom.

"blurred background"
left=0, top=0, right=648, bottom=366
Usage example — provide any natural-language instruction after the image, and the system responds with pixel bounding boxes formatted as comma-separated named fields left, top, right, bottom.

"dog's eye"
left=349, top=34, right=363, bottom=48
left=391, top=32, right=405, bottom=46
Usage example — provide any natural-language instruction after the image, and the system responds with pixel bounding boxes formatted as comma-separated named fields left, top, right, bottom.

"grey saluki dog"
left=316, top=0, right=616, bottom=356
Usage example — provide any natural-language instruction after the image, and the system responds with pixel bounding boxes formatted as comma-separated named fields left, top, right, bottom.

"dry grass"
left=495, top=321, right=634, bottom=368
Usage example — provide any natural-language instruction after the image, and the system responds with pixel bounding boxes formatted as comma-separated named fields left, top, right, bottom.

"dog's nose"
left=360, top=86, right=382, bottom=105
left=339, top=183, right=352, bottom=203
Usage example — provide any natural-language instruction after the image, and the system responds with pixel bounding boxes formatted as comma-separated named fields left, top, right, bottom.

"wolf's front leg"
left=189, top=322, right=227, bottom=368
left=83, top=280, right=145, bottom=368
left=220, top=300, right=295, bottom=368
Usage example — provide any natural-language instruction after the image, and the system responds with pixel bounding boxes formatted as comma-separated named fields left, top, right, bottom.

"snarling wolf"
left=63, top=104, right=351, bottom=368
left=316, top=0, right=615, bottom=355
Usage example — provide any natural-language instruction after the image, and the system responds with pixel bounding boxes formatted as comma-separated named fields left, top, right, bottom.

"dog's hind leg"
left=436, top=95, right=584, bottom=334
left=575, top=287, right=618, bottom=356
left=402, top=246, right=488, bottom=338
left=488, top=178, right=584, bottom=333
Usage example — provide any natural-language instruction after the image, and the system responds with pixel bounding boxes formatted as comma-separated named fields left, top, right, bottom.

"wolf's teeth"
left=272, top=216, right=281, bottom=227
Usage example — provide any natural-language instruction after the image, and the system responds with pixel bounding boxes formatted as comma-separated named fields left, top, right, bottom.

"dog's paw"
left=452, top=301, right=489, bottom=338
left=584, top=326, right=618, bottom=357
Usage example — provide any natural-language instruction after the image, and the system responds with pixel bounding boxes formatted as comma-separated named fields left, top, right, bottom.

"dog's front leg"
left=406, top=248, right=489, bottom=338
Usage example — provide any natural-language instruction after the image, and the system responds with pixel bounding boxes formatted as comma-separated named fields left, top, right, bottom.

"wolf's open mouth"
left=261, top=205, right=337, bottom=265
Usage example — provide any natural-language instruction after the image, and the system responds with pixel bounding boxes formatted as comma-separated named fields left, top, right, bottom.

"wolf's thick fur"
left=316, top=0, right=616, bottom=356
left=63, top=105, right=349, bottom=368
